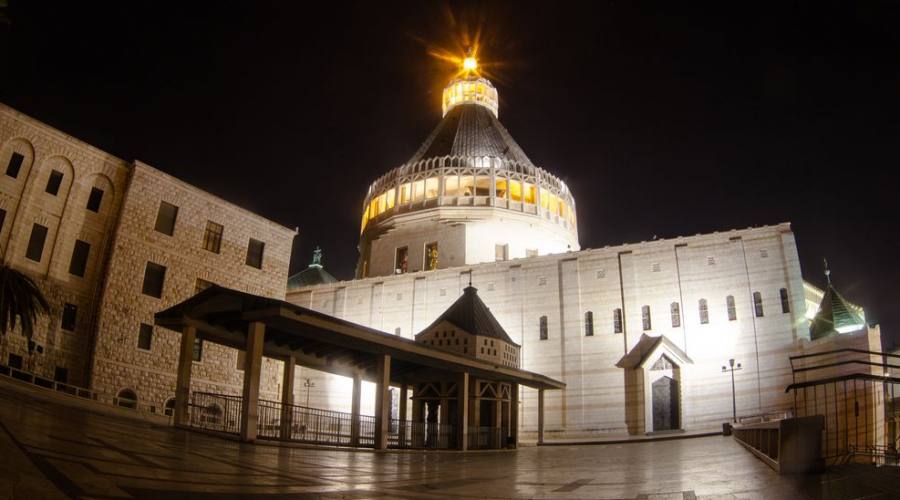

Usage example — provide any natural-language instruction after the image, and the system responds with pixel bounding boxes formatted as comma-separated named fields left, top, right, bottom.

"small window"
left=61, top=303, right=77, bottom=331
left=86, top=187, right=104, bottom=212
left=707, top=256, right=716, bottom=266
left=613, top=308, right=623, bottom=333
left=142, top=261, right=167, bottom=298
left=192, top=335, right=203, bottom=362
left=25, top=223, right=48, bottom=262
left=8, top=353, right=23, bottom=370
left=45, top=170, right=64, bottom=195
left=584, top=311, right=594, bottom=336
left=394, top=246, right=408, bottom=274
left=699, top=299, right=709, bottom=324
left=641, top=305, right=651, bottom=331
left=538, top=277, right=548, bottom=286
left=596, top=269, right=606, bottom=279
left=780, top=288, right=790, bottom=313
left=651, top=263, right=661, bottom=272
left=154, top=201, right=179, bottom=236
left=753, top=291, right=764, bottom=317
left=69, top=240, right=91, bottom=277
left=495, top=243, right=509, bottom=262
left=760, top=249, right=769, bottom=258
left=539, top=316, right=548, bottom=340
left=727, top=295, right=737, bottom=321
left=395, top=327, right=401, bottom=336
left=439, top=288, right=446, bottom=297
left=137, top=323, right=153, bottom=350
left=487, top=282, right=495, bottom=291
left=424, top=242, right=438, bottom=270
left=54, top=366, right=68, bottom=384
left=116, top=389, right=138, bottom=409
left=6, top=152, right=24, bottom=178
left=245, top=238, right=265, bottom=269
left=203, top=221, right=224, bottom=253
left=671, top=302, right=681, bottom=328
left=164, top=398, right=176, bottom=416
left=0, top=209, right=6, bottom=232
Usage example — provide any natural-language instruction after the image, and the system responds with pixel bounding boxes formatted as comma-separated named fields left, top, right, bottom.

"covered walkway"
left=154, top=285, right=564, bottom=450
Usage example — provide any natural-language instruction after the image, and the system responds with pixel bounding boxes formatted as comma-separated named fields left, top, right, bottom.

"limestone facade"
left=0, top=103, right=297, bottom=413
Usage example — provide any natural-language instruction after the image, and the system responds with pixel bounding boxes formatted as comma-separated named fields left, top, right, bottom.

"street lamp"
left=722, top=359, right=742, bottom=423
left=303, top=378, right=315, bottom=407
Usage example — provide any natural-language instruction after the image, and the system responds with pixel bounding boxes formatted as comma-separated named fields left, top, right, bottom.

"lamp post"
left=722, top=359, right=742, bottom=423
left=303, top=378, right=315, bottom=407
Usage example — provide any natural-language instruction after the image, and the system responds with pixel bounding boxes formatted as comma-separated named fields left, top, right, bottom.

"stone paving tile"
left=1, top=384, right=899, bottom=499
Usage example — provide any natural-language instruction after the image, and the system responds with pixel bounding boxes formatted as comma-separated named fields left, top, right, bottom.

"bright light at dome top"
left=463, top=56, right=477, bottom=72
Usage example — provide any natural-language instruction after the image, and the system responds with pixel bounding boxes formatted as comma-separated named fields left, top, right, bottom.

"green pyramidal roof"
left=809, top=283, right=866, bottom=340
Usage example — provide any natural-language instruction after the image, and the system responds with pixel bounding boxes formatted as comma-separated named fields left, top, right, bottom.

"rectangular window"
left=86, top=187, right=104, bottom=212
left=395, top=246, right=408, bottom=273
left=584, top=311, right=594, bottom=336
left=424, top=242, right=438, bottom=271
left=780, top=288, right=790, bottom=313
left=753, top=291, right=764, bottom=317
left=699, top=299, right=709, bottom=324
left=0, top=208, right=6, bottom=233
left=154, top=201, right=179, bottom=236
left=641, top=305, right=652, bottom=331
left=192, top=335, right=203, bottom=362
left=45, top=170, right=64, bottom=195
left=61, top=303, right=77, bottom=331
left=671, top=302, right=681, bottom=327
left=399, top=183, right=411, bottom=204
left=202, top=221, right=224, bottom=253
left=8, top=353, right=23, bottom=370
left=424, top=178, right=439, bottom=199
left=141, top=261, right=167, bottom=298
left=68, top=240, right=91, bottom=277
left=6, top=152, right=24, bottom=178
left=25, top=223, right=48, bottom=262
left=495, top=243, right=509, bottom=262
left=245, top=238, right=265, bottom=269
left=613, top=308, right=623, bottom=333
left=54, top=366, right=68, bottom=384
left=727, top=295, right=737, bottom=321
left=539, top=316, right=548, bottom=340
left=137, top=323, right=153, bottom=350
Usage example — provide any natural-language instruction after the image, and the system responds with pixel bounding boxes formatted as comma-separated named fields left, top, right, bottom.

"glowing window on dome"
left=369, top=199, right=377, bottom=219
left=523, top=183, right=536, bottom=204
left=559, top=201, right=566, bottom=218
left=495, top=178, right=508, bottom=199
left=509, top=180, right=522, bottom=202
left=376, top=193, right=386, bottom=214
left=475, top=176, right=491, bottom=196
left=413, top=180, right=425, bottom=201
left=540, top=190, right=549, bottom=209
left=399, top=183, right=411, bottom=204
left=425, top=178, right=439, bottom=199
left=360, top=208, right=368, bottom=233
left=444, top=176, right=460, bottom=197
left=460, top=176, right=475, bottom=196
left=548, top=194, right=559, bottom=215
left=386, top=188, right=395, bottom=209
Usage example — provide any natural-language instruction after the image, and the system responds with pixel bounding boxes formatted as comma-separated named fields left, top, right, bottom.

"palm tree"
left=0, top=263, right=50, bottom=339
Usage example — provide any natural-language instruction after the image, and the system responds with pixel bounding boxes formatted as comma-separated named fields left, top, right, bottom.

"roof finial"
left=311, top=246, right=323, bottom=267
left=824, top=257, right=831, bottom=285
left=468, top=272, right=473, bottom=288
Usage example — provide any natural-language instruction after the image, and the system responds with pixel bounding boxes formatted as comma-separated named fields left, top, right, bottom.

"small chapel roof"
left=287, top=247, right=337, bottom=290
left=616, top=334, right=693, bottom=369
left=418, top=285, right=519, bottom=346
left=809, top=261, right=866, bottom=340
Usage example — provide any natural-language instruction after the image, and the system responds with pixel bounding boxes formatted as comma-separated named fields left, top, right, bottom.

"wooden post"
left=350, top=372, right=362, bottom=446
left=374, top=354, right=391, bottom=449
left=538, top=388, right=545, bottom=445
left=411, top=393, right=423, bottom=447
left=469, top=378, right=480, bottom=448
left=493, top=395, right=503, bottom=449
left=439, top=392, right=450, bottom=449
left=279, top=353, right=296, bottom=440
left=399, top=384, right=408, bottom=447
left=173, top=325, right=196, bottom=427
left=510, top=383, right=519, bottom=449
left=457, top=372, right=469, bottom=451
left=240, top=321, right=265, bottom=442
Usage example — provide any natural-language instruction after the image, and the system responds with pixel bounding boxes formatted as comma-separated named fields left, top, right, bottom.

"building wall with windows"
left=288, top=223, right=817, bottom=438
left=0, top=103, right=297, bottom=414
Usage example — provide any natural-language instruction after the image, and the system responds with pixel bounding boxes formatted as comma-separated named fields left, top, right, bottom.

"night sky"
left=2, top=2, right=898, bottom=348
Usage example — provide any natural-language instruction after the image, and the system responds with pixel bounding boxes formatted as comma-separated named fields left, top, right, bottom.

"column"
left=240, top=321, right=265, bottom=442
left=493, top=395, right=503, bottom=449
left=469, top=378, right=480, bottom=448
left=510, top=383, right=519, bottom=449
left=173, top=325, right=196, bottom=427
left=439, top=390, right=450, bottom=449
left=279, top=353, right=296, bottom=440
left=373, top=354, right=391, bottom=449
left=398, top=384, right=408, bottom=447
left=457, top=372, right=469, bottom=451
left=538, top=388, right=545, bottom=445
left=350, top=372, right=362, bottom=446
left=411, top=393, right=424, bottom=447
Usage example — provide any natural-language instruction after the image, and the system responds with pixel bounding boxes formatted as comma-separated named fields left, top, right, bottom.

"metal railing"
left=188, top=392, right=243, bottom=435
left=468, top=426, right=502, bottom=450
left=0, top=362, right=97, bottom=400
left=256, top=398, right=375, bottom=447
left=390, top=420, right=455, bottom=449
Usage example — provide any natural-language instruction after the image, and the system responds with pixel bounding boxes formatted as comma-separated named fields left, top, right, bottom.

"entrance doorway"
left=652, top=376, right=679, bottom=431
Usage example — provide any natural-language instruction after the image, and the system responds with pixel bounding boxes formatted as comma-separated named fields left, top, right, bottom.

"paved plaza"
left=1, top=383, right=898, bottom=499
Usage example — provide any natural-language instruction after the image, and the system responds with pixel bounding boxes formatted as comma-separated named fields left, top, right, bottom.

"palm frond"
left=0, top=264, right=50, bottom=338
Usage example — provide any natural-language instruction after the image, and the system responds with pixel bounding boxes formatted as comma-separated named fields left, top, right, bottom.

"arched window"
left=779, top=288, right=790, bottom=313
left=727, top=295, right=737, bottom=321
left=539, top=316, right=548, bottom=340
left=753, top=291, right=764, bottom=317
left=641, top=305, right=651, bottom=331
left=613, top=308, right=623, bottom=334
left=164, top=397, right=176, bottom=416
left=116, top=388, right=138, bottom=409
left=584, top=311, right=594, bottom=336
left=699, top=299, right=709, bottom=324
left=670, top=302, right=681, bottom=328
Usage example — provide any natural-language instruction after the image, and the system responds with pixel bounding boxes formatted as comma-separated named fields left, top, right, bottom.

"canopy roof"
left=155, top=285, right=564, bottom=390
left=418, top=286, right=518, bottom=346
left=810, top=283, right=866, bottom=340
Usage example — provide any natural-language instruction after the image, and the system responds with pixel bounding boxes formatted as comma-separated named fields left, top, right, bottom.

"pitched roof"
left=287, top=265, right=337, bottom=291
left=418, top=286, right=518, bottom=346
left=616, top=334, right=693, bottom=369
left=810, top=283, right=866, bottom=340
left=406, top=104, right=534, bottom=166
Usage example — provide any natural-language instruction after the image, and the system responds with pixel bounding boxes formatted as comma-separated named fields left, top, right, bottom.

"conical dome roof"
left=809, top=263, right=866, bottom=340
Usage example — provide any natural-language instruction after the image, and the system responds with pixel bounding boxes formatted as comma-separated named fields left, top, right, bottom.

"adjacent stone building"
left=0, top=103, right=296, bottom=412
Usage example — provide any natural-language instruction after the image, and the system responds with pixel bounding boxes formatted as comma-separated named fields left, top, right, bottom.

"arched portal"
left=652, top=376, right=679, bottom=431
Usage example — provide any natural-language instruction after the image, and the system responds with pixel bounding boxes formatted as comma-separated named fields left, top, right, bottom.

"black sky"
left=2, top=1, right=899, bottom=348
